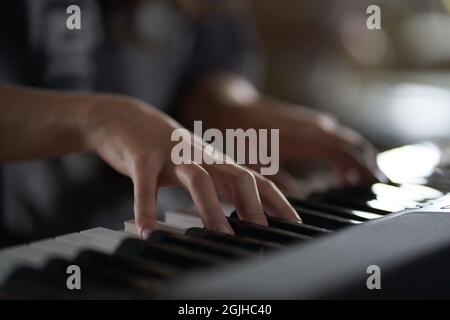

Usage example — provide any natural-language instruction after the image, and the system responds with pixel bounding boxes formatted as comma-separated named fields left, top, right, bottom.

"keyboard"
left=2, top=142, right=450, bottom=299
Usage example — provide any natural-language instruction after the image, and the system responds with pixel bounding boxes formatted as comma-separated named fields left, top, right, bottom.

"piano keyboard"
left=2, top=182, right=450, bottom=299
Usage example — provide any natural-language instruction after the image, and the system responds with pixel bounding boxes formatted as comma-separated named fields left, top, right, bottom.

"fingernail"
left=292, top=217, right=303, bottom=224
left=217, top=224, right=234, bottom=235
left=294, top=214, right=303, bottom=224
left=140, top=228, right=152, bottom=239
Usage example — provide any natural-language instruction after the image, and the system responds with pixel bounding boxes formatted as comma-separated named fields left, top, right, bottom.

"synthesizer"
left=2, top=143, right=450, bottom=299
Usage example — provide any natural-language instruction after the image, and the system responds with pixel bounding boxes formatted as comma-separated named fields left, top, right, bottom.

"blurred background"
left=250, top=0, right=450, bottom=149
left=2, top=0, right=450, bottom=242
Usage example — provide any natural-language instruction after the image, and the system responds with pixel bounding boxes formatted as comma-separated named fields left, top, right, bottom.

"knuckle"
left=134, top=206, right=154, bottom=222
left=243, top=212, right=267, bottom=224
left=133, top=153, right=153, bottom=170
left=310, top=113, right=338, bottom=133
left=134, top=150, right=151, bottom=162
left=134, top=195, right=156, bottom=210
left=188, top=165, right=211, bottom=187
left=317, top=112, right=337, bottom=124
left=202, top=217, right=221, bottom=229
left=232, top=167, right=256, bottom=187
left=134, top=186, right=153, bottom=202
left=259, top=177, right=278, bottom=192
left=136, top=216, right=156, bottom=230
left=245, top=212, right=264, bottom=219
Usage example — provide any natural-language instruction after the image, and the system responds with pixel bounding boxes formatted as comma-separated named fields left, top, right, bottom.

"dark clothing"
left=0, top=0, right=261, bottom=241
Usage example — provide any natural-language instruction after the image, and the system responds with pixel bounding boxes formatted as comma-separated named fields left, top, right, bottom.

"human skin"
left=0, top=85, right=301, bottom=238
left=180, top=73, right=385, bottom=193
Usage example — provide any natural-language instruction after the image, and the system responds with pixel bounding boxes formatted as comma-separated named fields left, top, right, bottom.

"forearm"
left=0, top=85, right=302, bottom=234
left=0, top=85, right=95, bottom=162
left=180, top=73, right=263, bottom=130
left=179, top=73, right=305, bottom=131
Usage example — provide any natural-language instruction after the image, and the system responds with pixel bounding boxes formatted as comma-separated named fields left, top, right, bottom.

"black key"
left=309, top=192, right=392, bottom=215
left=41, top=257, right=145, bottom=298
left=116, top=238, right=223, bottom=270
left=288, top=197, right=382, bottom=221
left=325, top=186, right=376, bottom=198
left=74, top=255, right=161, bottom=293
left=266, top=216, right=331, bottom=236
left=3, top=266, right=76, bottom=299
left=229, top=211, right=330, bottom=236
left=293, top=207, right=362, bottom=230
left=331, top=183, right=438, bottom=202
left=185, top=227, right=283, bottom=253
left=227, top=216, right=311, bottom=244
left=5, top=254, right=162, bottom=299
left=50, top=255, right=161, bottom=293
left=77, top=249, right=178, bottom=280
left=149, top=230, right=249, bottom=259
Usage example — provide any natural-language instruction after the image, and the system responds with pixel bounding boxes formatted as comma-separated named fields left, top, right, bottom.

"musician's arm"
left=0, top=84, right=300, bottom=237
left=180, top=73, right=384, bottom=188
left=0, top=85, right=93, bottom=162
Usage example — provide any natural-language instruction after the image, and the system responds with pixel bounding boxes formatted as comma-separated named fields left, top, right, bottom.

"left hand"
left=181, top=74, right=386, bottom=196
left=240, top=100, right=385, bottom=187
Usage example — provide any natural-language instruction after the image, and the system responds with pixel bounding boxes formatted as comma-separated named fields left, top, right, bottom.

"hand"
left=274, top=102, right=381, bottom=180
left=238, top=100, right=386, bottom=190
left=179, top=74, right=385, bottom=195
left=84, top=96, right=301, bottom=238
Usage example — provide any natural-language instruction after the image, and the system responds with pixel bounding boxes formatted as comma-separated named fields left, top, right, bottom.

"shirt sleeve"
left=0, top=0, right=30, bottom=85
left=189, top=13, right=263, bottom=85
left=167, top=10, right=264, bottom=118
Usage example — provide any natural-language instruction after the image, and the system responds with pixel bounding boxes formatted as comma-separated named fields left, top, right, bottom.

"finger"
left=313, top=114, right=374, bottom=158
left=253, top=173, right=302, bottom=223
left=328, top=145, right=380, bottom=185
left=266, top=169, right=305, bottom=197
left=285, top=134, right=379, bottom=184
left=205, top=163, right=268, bottom=226
left=132, top=162, right=158, bottom=239
left=304, top=116, right=381, bottom=183
left=283, top=138, right=377, bottom=185
left=173, top=163, right=234, bottom=234
left=322, top=125, right=383, bottom=183
left=282, top=140, right=377, bottom=185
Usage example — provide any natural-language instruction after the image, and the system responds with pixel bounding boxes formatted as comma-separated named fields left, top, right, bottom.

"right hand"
left=84, top=96, right=301, bottom=238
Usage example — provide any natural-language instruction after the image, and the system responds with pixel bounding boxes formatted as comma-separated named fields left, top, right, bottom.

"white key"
left=2, top=245, right=50, bottom=267
left=0, top=256, right=20, bottom=285
left=125, top=204, right=232, bottom=236
left=0, top=250, right=28, bottom=270
left=0, top=250, right=38, bottom=285
left=124, top=219, right=138, bottom=235
left=124, top=220, right=186, bottom=236
left=165, top=204, right=234, bottom=218
left=56, top=233, right=118, bottom=254
left=81, top=227, right=132, bottom=243
left=0, top=252, right=19, bottom=270
left=31, top=239, right=81, bottom=258
left=164, top=210, right=203, bottom=229
left=154, top=222, right=185, bottom=234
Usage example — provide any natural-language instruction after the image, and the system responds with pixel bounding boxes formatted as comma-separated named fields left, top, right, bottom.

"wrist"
left=79, top=94, right=128, bottom=151
left=81, top=94, right=157, bottom=152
